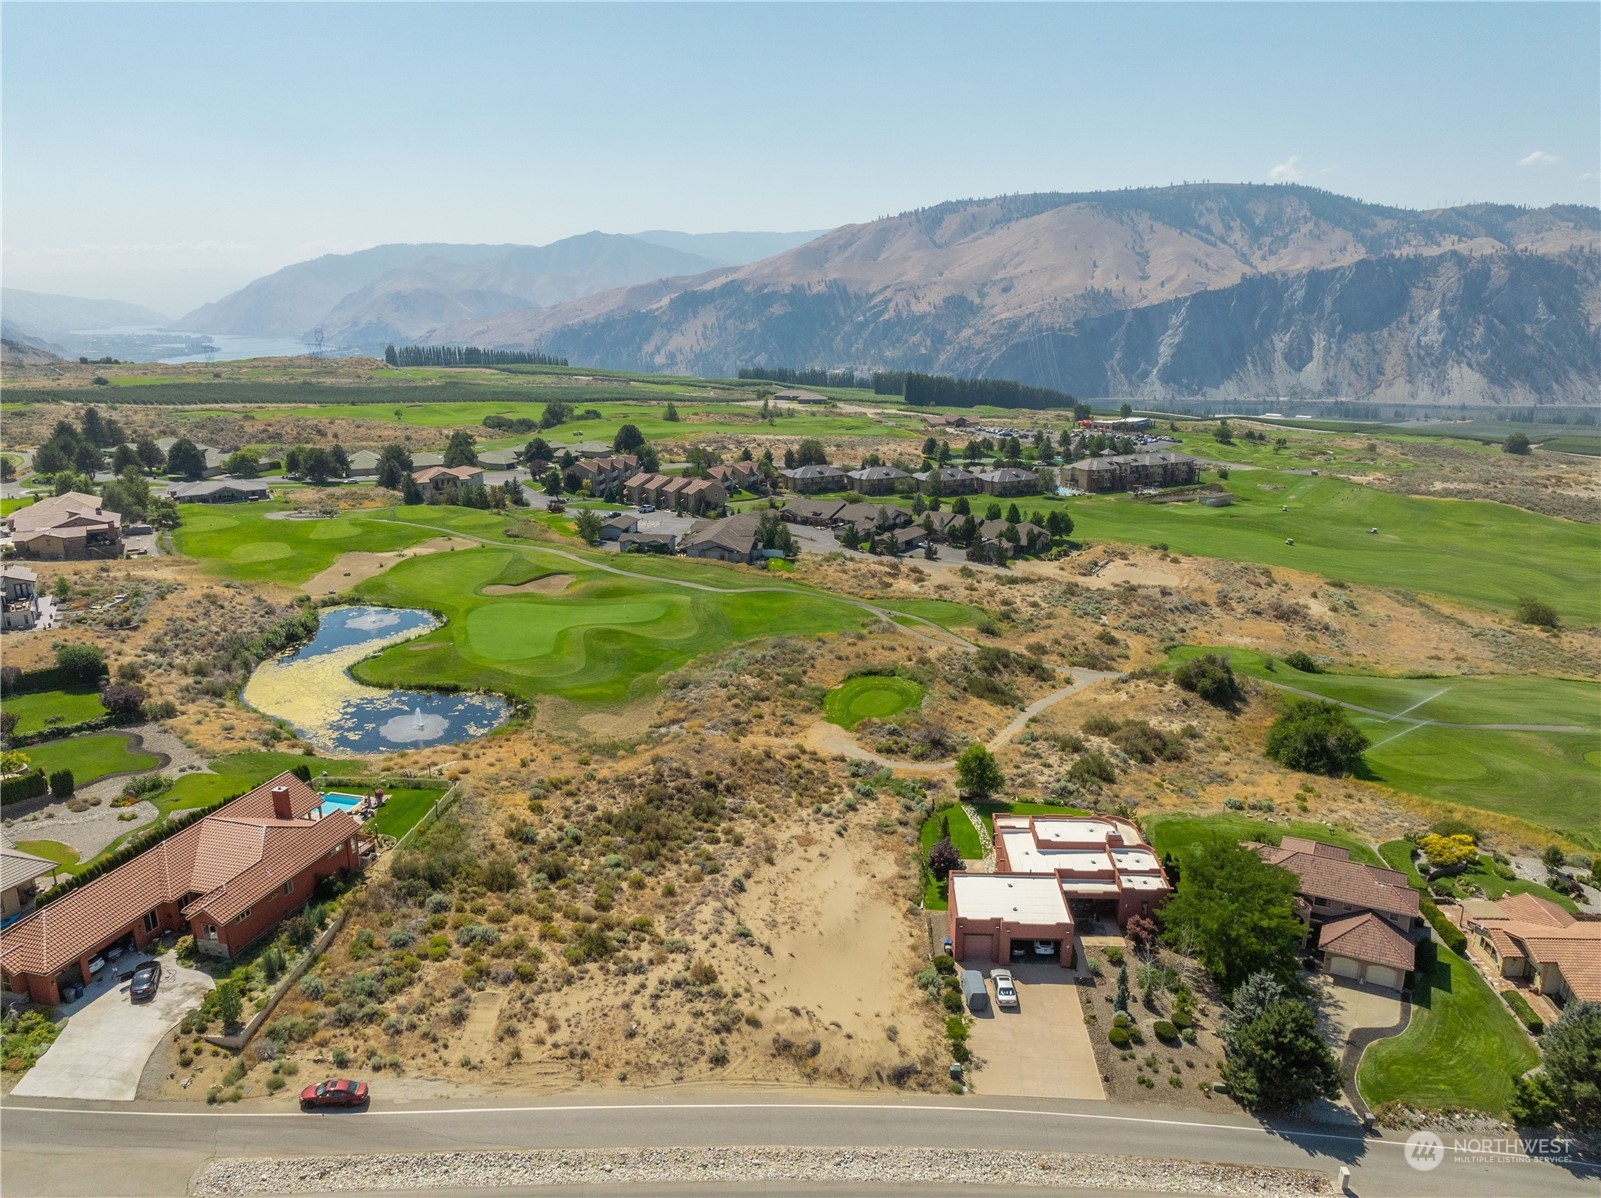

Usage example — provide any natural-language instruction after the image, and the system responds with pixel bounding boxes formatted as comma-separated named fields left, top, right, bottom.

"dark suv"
left=128, top=960, right=162, bottom=1002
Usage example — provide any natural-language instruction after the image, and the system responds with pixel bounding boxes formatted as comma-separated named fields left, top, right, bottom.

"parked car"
left=990, top=968, right=1018, bottom=1007
left=1033, top=940, right=1058, bottom=957
left=300, top=1078, right=370, bottom=1110
left=1010, top=941, right=1029, bottom=959
left=128, top=960, right=162, bottom=1002
left=87, top=954, right=106, bottom=976
left=638, top=504, right=655, bottom=513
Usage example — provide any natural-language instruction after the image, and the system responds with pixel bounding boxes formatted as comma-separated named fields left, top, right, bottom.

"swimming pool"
left=313, top=792, right=363, bottom=819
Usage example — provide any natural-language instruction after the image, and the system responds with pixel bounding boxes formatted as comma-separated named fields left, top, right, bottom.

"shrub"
left=1264, top=700, right=1369, bottom=777
left=1108, top=1026, right=1132, bottom=1048
left=1172, top=653, right=1241, bottom=707
left=1281, top=651, right=1320, bottom=673
left=1153, top=1020, right=1179, bottom=1042
left=1514, top=597, right=1559, bottom=629
left=1504, top=990, right=1544, bottom=1036
left=1418, top=897, right=1468, bottom=955
left=53, top=643, right=107, bottom=685
left=48, top=769, right=75, bottom=799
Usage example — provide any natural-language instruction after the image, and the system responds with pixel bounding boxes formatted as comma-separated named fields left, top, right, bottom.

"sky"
left=3, top=1, right=1598, bottom=315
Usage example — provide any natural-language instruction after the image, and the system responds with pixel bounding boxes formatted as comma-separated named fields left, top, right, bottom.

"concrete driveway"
left=12, top=953, right=212, bottom=1101
left=963, top=960, right=1104, bottom=1101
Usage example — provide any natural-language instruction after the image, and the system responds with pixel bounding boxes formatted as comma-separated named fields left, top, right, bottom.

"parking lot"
left=12, top=952, right=212, bottom=1101
left=962, top=959, right=1105, bottom=1101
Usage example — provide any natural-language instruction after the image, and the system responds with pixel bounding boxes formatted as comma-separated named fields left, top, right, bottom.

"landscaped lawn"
left=158, top=751, right=351, bottom=813
left=369, top=787, right=448, bottom=840
left=3, top=687, right=107, bottom=734
left=967, top=799, right=1091, bottom=837
left=1073, top=471, right=1601, bottom=626
left=1165, top=647, right=1601, bottom=841
left=23, top=734, right=158, bottom=789
left=918, top=806, right=987, bottom=910
left=1356, top=945, right=1538, bottom=1116
left=12, top=839, right=78, bottom=868
left=1377, top=840, right=1581, bottom=914
left=351, top=544, right=868, bottom=706
left=171, top=501, right=452, bottom=585
left=823, top=675, right=924, bottom=729
left=1142, top=813, right=1384, bottom=866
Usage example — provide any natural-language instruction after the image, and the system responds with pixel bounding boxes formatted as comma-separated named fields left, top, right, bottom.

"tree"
left=927, top=836, right=960, bottom=882
left=225, top=449, right=261, bottom=478
left=49, top=769, right=75, bottom=799
left=375, top=444, right=414, bottom=491
left=100, top=683, right=146, bottom=719
left=443, top=430, right=478, bottom=468
left=794, top=438, right=828, bottom=467
left=1537, top=1001, right=1601, bottom=1131
left=1515, top=596, right=1559, bottom=629
left=662, top=401, right=680, bottom=422
left=1541, top=843, right=1567, bottom=870
left=135, top=438, right=165, bottom=472
left=522, top=436, right=554, bottom=465
left=299, top=447, right=338, bottom=485
left=637, top=443, right=661, bottom=473
left=1160, top=837, right=1304, bottom=993
left=166, top=438, right=206, bottom=479
left=542, top=468, right=563, bottom=497
left=110, top=443, right=141, bottom=474
left=500, top=479, right=526, bottom=507
left=101, top=467, right=152, bottom=522
left=1219, top=999, right=1340, bottom=1111
left=384, top=344, right=399, bottom=366
left=401, top=472, right=424, bottom=505
left=574, top=509, right=604, bottom=544
left=1125, top=913, right=1159, bottom=954
left=1264, top=699, right=1370, bottom=777
left=1119, top=402, right=1133, bottom=418
left=0, top=456, right=14, bottom=482
left=1503, top=431, right=1532, bottom=455
left=1114, top=961, right=1130, bottom=1012
left=955, top=743, right=1003, bottom=798
left=613, top=424, right=646, bottom=454
left=213, top=980, right=244, bottom=1030
left=1214, top=420, right=1234, bottom=445
left=55, top=643, right=107, bottom=684
left=1172, top=653, right=1242, bottom=707
left=1005, top=502, right=1022, bottom=524
left=1218, top=970, right=1291, bottom=1043
left=951, top=496, right=970, bottom=516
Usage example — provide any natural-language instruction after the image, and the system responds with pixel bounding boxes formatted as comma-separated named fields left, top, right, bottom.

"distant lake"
left=59, top=324, right=358, bottom=364
left=160, top=334, right=360, bottom=364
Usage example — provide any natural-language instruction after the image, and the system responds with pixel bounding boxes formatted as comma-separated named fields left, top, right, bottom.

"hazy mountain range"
left=426, top=185, right=1601, bottom=406
left=1, top=289, right=172, bottom=341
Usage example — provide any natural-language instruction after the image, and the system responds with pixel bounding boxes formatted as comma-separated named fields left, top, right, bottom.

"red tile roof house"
left=1248, top=837, right=1422, bottom=991
left=412, top=465, right=484, bottom=498
left=949, top=816, right=1173, bottom=967
left=1465, top=892, right=1601, bottom=1005
left=0, top=773, right=362, bottom=1007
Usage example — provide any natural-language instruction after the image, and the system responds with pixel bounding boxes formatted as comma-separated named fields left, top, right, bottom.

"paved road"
left=1, top=1092, right=1592, bottom=1197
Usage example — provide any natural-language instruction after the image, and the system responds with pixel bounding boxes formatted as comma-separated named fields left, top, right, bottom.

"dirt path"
left=459, top=991, right=506, bottom=1064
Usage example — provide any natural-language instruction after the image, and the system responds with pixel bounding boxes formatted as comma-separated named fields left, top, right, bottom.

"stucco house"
left=1466, top=892, right=1601, bottom=1005
left=844, top=466, right=911, bottom=496
left=168, top=479, right=272, bottom=504
left=412, top=465, right=484, bottom=498
left=4, top=492, right=123, bottom=561
left=975, top=468, right=1038, bottom=497
left=779, top=464, right=847, bottom=493
left=1, top=565, right=40, bottom=631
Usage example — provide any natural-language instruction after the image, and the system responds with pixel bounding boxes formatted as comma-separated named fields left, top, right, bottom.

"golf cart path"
left=1262, top=681, right=1591, bottom=732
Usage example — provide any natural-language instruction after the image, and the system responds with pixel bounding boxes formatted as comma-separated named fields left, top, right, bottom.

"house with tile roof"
left=1316, top=911, right=1416, bottom=991
left=1465, top=892, right=1601, bottom=1005
left=412, top=465, right=484, bottom=498
left=0, top=772, right=362, bottom=1006
left=3, top=492, right=123, bottom=561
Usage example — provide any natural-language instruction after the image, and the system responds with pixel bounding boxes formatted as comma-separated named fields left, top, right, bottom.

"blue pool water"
left=313, top=792, right=363, bottom=818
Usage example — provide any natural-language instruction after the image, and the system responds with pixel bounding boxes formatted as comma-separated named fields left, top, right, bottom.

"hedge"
left=11, top=715, right=117, bottom=748
left=0, top=770, right=49, bottom=805
left=1419, top=896, right=1468, bottom=955
left=1, top=664, right=105, bottom=695
left=1503, top=990, right=1544, bottom=1036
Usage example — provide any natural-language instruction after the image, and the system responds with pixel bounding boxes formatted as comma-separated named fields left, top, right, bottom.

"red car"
left=299, top=1078, right=369, bottom=1110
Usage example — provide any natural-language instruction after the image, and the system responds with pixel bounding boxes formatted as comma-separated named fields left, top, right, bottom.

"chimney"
left=271, top=786, right=294, bottom=820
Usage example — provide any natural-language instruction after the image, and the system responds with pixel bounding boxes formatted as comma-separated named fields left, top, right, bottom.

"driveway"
left=962, top=959, right=1104, bottom=1100
left=12, top=953, right=211, bottom=1101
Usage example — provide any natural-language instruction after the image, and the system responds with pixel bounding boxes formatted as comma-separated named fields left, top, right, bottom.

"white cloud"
left=1268, top=156, right=1304, bottom=182
left=1578, top=171, right=1598, bottom=181
left=1518, top=150, right=1560, bottom=167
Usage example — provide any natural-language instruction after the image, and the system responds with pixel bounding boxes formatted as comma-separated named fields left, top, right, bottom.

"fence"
left=204, top=908, right=349, bottom=1052
left=393, top=783, right=462, bottom=851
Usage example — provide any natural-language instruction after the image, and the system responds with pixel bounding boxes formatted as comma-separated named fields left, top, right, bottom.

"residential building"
left=773, top=390, right=828, bottom=405
left=975, top=468, right=1039, bottom=497
left=893, top=526, right=930, bottom=554
left=779, top=464, right=847, bottom=493
left=913, top=466, right=982, bottom=495
left=4, top=492, right=123, bottom=561
left=624, top=472, right=672, bottom=506
left=948, top=872, right=1075, bottom=967
left=476, top=449, right=522, bottom=470
left=1066, top=452, right=1199, bottom=494
left=977, top=519, right=1049, bottom=558
left=563, top=454, right=639, bottom=495
left=167, top=479, right=272, bottom=504
left=844, top=466, right=911, bottom=496
left=990, top=815, right=1172, bottom=927
left=346, top=450, right=380, bottom=478
left=1466, top=893, right=1601, bottom=1005
left=412, top=465, right=485, bottom=498
left=682, top=512, right=765, bottom=564
left=600, top=513, right=639, bottom=541
left=779, top=498, right=846, bottom=526
left=835, top=502, right=912, bottom=532
left=1, top=565, right=40, bottom=632
left=0, top=772, right=362, bottom=1006
left=1249, top=837, right=1421, bottom=934
left=706, top=461, right=762, bottom=492
left=618, top=531, right=677, bottom=554
left=1, top=848, right=58, bottom=925
left=1316, top=911, right=1416, bottom=991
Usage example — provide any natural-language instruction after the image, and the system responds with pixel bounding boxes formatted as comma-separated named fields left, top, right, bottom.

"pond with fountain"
left=242, top=606, right=509, bottom=754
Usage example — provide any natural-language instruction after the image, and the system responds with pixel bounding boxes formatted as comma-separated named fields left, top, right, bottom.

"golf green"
left=824, top=676, right=924, bottom=729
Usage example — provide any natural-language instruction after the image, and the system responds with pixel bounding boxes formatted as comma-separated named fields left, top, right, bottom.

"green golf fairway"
left=823, top=676, right=924, bottom=729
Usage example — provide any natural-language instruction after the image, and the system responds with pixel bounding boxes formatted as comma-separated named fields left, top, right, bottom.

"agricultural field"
left=1355, top=945, right=1538, bottom=1117
left=823, top=675, right=924, bottom=730
left=1166, top=648, right=1601, bottom=841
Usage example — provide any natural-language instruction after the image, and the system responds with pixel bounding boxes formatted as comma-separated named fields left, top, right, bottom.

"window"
left=282, top=879, right=294, bottom=896
left=234, top=908, right=251, bottom=924
left=143, top=910, right=159, bottom=933
left=204, top=924, right=218, bottom=940
left=1310, top=896, right=1328, bottom=907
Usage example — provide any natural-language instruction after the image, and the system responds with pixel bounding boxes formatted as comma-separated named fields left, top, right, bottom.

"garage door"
left=1329, top=955, right=1361, bottom=979
left=1365, top=964, right=1401, bottom=990
left=963, top=934, right=994, bottom=961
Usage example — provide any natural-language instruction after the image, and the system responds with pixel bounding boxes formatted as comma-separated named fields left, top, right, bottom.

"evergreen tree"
left=166, top=438, right=206, bottom=479
left=443, top=430, right=478, bottom=468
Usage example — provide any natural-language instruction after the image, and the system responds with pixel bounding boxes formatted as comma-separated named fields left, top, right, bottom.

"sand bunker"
left=300, top=539, right=457, bottom=596
left=482, top=574, right=576, bottom=596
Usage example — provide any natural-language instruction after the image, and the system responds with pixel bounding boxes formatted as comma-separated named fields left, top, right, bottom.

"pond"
left=242, top=606, right=508, bottom=754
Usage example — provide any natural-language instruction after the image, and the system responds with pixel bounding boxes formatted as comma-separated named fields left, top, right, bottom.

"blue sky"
left=3, top=2, right=1597, bottom=313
